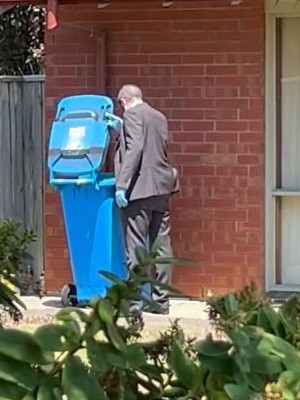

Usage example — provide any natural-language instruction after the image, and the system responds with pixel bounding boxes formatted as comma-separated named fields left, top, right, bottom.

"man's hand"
left=105, top=112, right=123, bottom=135
left=115, top=189, right=128, bottom=208
left=109, top=119, right=123, bottom=135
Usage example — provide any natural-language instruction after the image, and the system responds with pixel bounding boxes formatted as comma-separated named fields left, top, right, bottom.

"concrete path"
left=13, top=296, right=213, bottom=337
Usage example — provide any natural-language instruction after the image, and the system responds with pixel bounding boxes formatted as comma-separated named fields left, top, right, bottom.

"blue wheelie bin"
left=47, top=95, right=126, bottom=307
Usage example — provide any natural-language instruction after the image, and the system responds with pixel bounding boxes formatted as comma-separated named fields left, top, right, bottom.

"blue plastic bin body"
left=47, top=95, right=126, bottom=305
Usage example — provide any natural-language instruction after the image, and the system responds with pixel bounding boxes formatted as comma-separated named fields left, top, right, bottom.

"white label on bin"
left=65, top=126, right=86, bottom=150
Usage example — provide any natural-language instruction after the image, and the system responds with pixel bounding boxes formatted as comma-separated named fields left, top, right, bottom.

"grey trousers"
left=120, top=195, right=173, bottom=309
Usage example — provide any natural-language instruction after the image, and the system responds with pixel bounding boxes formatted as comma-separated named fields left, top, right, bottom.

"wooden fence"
left=0, top=75, right=44, bottom=288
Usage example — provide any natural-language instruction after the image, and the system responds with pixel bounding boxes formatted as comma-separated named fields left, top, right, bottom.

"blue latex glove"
left=106, top=113, right=123, bottom=135
left=115, top=189, right=128, bottom=208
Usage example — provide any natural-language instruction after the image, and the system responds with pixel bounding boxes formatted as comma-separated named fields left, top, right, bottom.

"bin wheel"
left=61, top=284, right=77, bottom=307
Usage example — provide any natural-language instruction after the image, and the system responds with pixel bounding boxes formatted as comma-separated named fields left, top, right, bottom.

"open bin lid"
left=55, top=95, right=114, bottom=120
left=48, top=95, right=114, bottom=182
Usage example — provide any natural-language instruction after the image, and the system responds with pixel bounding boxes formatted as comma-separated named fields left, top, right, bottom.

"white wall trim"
left=264, top=10, right=276, bottom=290
left=265, top=0, right=300, bottom=16
left=265, top=0, right=300, bottom=290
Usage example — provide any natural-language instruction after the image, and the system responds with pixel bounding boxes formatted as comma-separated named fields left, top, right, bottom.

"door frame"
left=265, top=0, right=300, bottom=291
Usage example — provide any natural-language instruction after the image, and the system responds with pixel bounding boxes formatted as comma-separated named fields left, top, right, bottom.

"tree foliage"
left=0, top=5, right=45, bottom=76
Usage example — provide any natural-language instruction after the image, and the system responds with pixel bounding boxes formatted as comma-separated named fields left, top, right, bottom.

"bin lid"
left=48, top=95, right=114, bottom=180
left=56, top=95, right=114, bottom=121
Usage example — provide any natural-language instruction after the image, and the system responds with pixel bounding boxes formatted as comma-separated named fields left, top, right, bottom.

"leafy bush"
left=203, top=285, right=300, bottom=399
left=208, top=283, right=300, bottom=351
left=0, top=280, right=25, bottom=326
left=0, top=242, right=193, bottom=400
left=0, top=5, right=45, bottom=76
left=3, top=248, right=300, bottom=399
left=0, top=219, right=37, bottom=279
left=0, top=219, right=36, bottom=324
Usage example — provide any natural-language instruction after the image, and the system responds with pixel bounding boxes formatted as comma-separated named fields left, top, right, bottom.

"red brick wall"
left=45, top=0, right=265, bottom=297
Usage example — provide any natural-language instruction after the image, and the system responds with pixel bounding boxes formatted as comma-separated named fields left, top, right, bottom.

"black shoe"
left=129, top=304, right=143, bottom=317
left=150, top=307, right=169, bottom=315
left=145, top=303, right=169, bottom=315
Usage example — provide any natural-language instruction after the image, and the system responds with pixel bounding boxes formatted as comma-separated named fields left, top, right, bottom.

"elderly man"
left=114, top=84, right=179, bottom=315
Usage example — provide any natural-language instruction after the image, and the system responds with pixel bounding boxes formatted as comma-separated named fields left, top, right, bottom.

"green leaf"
left=0, top=280, right=25, bottom=318
left=0, top=379, right=26, bottom=400
left=105, top=322, right=125, bottom=351
left=35, top=323, right=80, bottom=352
left=139, top=278, right=181, bottom=295
left=199, top=355, right=235, bottom=374
left=62, top=355, right=109, bottom=400
left=0, top=353, right=40, bottom=390
left=97, top=300, right=125, bottom=350
left=282, top=388, right=294, bottom=400
left=224, top=294, right=238, bottom=314
left=210, top=392, right=230, bottom=400
left=98, top=270, right=127, bottom=287
left=224, top=383, right=251, bottom=400
left=124, top=392, right=138, bottom=400
left=280, top=294, right=300, bottom=321
left=155, top=256, right=192, bottom=265
left=195, top=334, right=231, bottom=356
left=279, top=370, right=300, bottom=387
left=206, top=372, right=230, bottom=392
left=106, top=285, right=128, bottom=306
left=249, top=355, right=283, bottom=374
left=86, top=338, right=116, bottom=372
left=20, top=393, right=35, bottom=400
left=56, top=307, right=89, bottom=323
left=170, top=340, right=203, bottom=391
left=162, top=386, right=187, bottom=398
left=123, top=344, right=146, bottom=368
left=257, top=306, right=281, bottom=335
left=257, top=308, right=273, bottom=332
left=134, top=246, right=148, bottom=265
left=247, top=373, right=265, bottom=392
left=264, top=306, right=281, bottom=334
left=262, top=332, right=300, bottom=370
left=139, top=295, right=163, bottom=313
left=243, top=325, right=265, bottom=338
left=0, top=329, right=53, bottom=365
left=228, top=330, right=250, bottom=348
left=137, top=364, right=164, bottom=384
left=0, top=280, right=25, bottom=309
left=97, top=299, right=115, bottom=323
left=86, top=338, right=109, bottom=373
left=84, top=312, right=105, bottom=337
left=149, top=239, right=162, bottom=254
left=233, top=352, right=250, bottom=374
left=86, top=338, right=144, bottom=371
left=37, top=384, right=60, bottom=400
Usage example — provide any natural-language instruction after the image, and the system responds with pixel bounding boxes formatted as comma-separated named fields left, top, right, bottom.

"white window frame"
left=265, top=0, right=300, bottom=290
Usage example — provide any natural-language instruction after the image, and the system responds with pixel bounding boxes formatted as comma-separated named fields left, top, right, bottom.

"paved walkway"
left=15, top=296, right=212, bottom=337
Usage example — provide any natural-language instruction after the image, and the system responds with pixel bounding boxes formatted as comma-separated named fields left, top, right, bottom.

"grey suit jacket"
left=114, top=102, right=179, bottom=201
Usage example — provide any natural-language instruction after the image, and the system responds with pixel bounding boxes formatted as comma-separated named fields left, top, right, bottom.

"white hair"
left=117, top=84, right=143, bottom=102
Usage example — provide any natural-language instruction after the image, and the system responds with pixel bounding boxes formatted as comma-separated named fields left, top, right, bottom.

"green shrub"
left=2, top=247, right=300, bottom=399
left=208, top=283, right=300, bottom=351
left=203, top=284, right=300, bottom=399
left=0, top=242, right=194, bottom=400
left=0, top=219, right=37, bottom=279
left=0, top=219, right=36, bottom=325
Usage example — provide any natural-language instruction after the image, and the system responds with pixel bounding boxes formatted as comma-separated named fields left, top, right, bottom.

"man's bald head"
left=117, top=84, right=143, bottom=111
